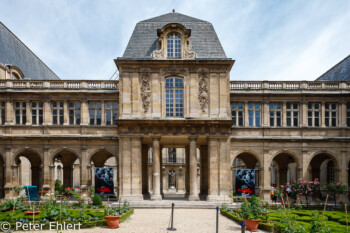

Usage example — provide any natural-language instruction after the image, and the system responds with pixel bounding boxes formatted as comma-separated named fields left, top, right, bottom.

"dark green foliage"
left=93, top=194, right=102, bottom=206
left=309, top=211, right=331, bottom=233
left=54, top=179, right=63, bottom=195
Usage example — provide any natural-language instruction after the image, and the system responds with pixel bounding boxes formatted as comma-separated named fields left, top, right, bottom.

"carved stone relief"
left=198, top=70, right=209, bottom=112
left=140, top=72, right=151, bottom=113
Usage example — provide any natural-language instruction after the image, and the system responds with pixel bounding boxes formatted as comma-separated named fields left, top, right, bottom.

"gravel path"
left=16, top=209, right=264, bottom=233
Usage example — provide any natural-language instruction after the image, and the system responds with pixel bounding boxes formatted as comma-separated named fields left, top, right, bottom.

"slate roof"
left=122, top=12, right=228, bottom=60
left=316, top=55, right=350, bottom=81
left=0, top=22, right=59, bottom=80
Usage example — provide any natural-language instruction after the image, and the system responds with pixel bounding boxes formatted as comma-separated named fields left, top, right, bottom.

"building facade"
left=0, top=12, right=350, bottom=202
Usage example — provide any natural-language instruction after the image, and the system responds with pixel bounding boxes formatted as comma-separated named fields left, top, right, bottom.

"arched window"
left=12, top=73, right=20, bottom=80
left=165, top=77, right=184, bottom=117
left=167, top=33, right=181, bottom=58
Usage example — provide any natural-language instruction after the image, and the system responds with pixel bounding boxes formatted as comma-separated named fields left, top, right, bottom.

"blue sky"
left=0, top=0, right=349, bottom=81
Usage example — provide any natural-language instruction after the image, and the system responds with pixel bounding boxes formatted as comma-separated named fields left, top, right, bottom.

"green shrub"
left=93, top=194, right=102, bottom=206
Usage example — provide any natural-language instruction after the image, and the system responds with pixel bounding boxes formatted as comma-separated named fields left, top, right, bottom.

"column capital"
left=151, top=135, right=161, bottom=141
left=188, top=135, right=198, bottom=141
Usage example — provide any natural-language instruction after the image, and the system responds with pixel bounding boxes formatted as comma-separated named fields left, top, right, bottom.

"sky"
left=0, top=0, right=350, bottom=81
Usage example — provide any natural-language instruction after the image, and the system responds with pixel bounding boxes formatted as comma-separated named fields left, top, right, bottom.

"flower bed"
left=221, top=208, right=350, bottom=233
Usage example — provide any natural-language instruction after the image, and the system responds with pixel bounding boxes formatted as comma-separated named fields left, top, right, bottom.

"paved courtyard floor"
left=17, top=209, right=265, bottom=233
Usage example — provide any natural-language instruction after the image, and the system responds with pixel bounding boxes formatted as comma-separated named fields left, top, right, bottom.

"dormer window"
left=153, top=23, right=195, bottom=60
left=167, top=33, right=181, bottom=58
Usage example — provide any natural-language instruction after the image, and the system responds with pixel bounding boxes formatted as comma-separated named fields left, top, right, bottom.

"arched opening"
left=232, top=152, right=260, bottom=196
left=270, top=153, right=298, bottom=187
left=15, top=150, right=42, bottom=189
left=309, top=153, right=338, bottom=184
left=90, top=150, right=118, bottom=196
left=0, top=155, right=4, bottom=198
left=52, top=150, right=79, bottom=189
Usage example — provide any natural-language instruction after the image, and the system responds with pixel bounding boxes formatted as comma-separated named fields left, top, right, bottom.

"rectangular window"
left=231, top=103, right=244, bottom=126
left=0, top=102, right=4, bottom=125
left=15, top=102, right=26, bottom=125
left=269, top=103, right=282, bottom=127
left=31, top=102, right=43, bottom=125
left=325, top=103, right=337, bottom=127
left=89, top=102, right=101, bottom=125
left=308, top=103, right=320, bottom=127
left=248, top=103, right=261, bottom=127
left=105, top=102, right=118, bottom=125
left=68, top=102, right=80, bottom=125
left=52, top=102, right=64, bottom=125
left=286, top=103, right=299, bottom=127
left=347, top=104, right=350, bottom=127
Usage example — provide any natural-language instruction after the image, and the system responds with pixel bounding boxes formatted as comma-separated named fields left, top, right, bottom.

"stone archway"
left=308, top=152, right=339, bottom=184
left=232, top=152, right=260, bottom=197
left=52, top=150, right=80, bottom=189
left=90, top=150, right=118, bottom=195
left=14, top=149, right=42, bottom=189
left=270, top=152, right=299, bottom=187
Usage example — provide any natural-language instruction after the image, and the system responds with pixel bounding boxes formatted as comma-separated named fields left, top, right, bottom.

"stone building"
left=0, top=12, right=350, bottom=202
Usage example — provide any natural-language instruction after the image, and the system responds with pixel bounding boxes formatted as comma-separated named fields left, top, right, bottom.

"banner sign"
left=94, top=167, right=114, bottom=196
left=235, top=169, right=255, bottom=196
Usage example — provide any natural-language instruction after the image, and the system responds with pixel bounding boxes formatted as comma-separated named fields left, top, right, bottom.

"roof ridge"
left=0, top=21, right=59, bottom=79
left=140, top=12, right=208, bottom=23
left=316, top=54, right=350, bottom=81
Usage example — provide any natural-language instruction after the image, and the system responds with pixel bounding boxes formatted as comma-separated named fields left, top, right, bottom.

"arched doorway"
left=0, top=154, right=4, bottom=198
left=14, top=149, right=42, bottom=189
left=90, top=150, right=118, bottom=195
left=52, top=150, right=80, bottom=189
left=309, top=153, right=338, bottom=184
left=270, top=153, right=298, bottom=187
left=232, top=152, right=260, bottom=196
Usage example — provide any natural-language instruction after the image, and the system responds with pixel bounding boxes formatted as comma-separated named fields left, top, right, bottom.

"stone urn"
left=244, top=219, right=260, bottom=232
left=105, top=215, right=121, bottom=228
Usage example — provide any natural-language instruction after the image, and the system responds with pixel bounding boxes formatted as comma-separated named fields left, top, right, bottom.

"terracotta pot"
left=105, top=215, right=121, bottom=228
left=25, top=211, right=40, bottom=215
left=244, top=219, right=260, bottom=232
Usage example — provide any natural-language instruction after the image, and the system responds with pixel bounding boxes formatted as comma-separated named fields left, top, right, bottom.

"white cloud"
left=0, top=0, right=349, bottom=80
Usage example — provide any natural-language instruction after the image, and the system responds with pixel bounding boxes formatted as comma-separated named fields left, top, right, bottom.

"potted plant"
left=104, top=206, right=121, bottom=228
left=240, top=195, right=266, bottom=232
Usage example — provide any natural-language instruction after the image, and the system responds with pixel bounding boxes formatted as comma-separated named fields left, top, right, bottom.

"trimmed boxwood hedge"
left=0, top=208, right=134, bottom=231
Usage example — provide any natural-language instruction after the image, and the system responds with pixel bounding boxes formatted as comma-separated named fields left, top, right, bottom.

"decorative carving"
left=162, top=65, right=187, bottom=76
left=152, top=23, right=196, bottom=60
left=198, top=70, right=209, bottom=112
left=140, top=72, right=151, bottom=113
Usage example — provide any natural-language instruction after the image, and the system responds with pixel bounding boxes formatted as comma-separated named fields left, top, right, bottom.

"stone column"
left=185, top=146, right=190, bottom=197
left=26, top=100, right=31, bottom=125
left=81, top=100, right=89, bottom=125
left=80, top=148, right=89, bottom=196
left=151, top=136, right=162, bottom=200
left=5, top=100, right=14, bottom=125
left=321, top=102, right=326, bottom=127
left=43, top=100, right=52, bottom=125
left=340, top=101, right=347, bottom=127
left=189, top=136, right=199, bottom=201
left=200, top=145, right=208, bottom=196
left=207, top=138, right=219, bottom=201
left=131, top=137, right=142, bottom=199
left=244, top=101, right=249, bottom=127
left=301, top=100, right=308, bottom=127
left=142, top=145, right=149, bottom=196
left=49, top=165, right=55, bottom=194
left=101, top=100, right=105, bottom=125
left=282, top=101, right=287, bottom=127
left=42, top=146, right=51, bottom=191
left=63, top=101, right=69, bottom=125
left=4, top=146, right=13, bottom=198
left=260, top=150, right=271, bottom=201
left=219, top=138, right=231, bottom=202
